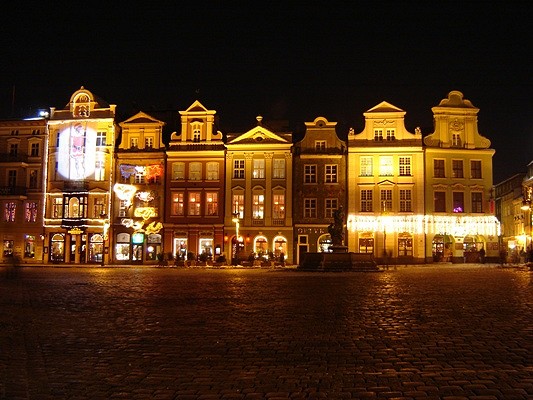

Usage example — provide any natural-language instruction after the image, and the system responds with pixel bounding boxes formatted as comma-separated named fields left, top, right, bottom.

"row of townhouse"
left=0, top=87, right=500, bottom=266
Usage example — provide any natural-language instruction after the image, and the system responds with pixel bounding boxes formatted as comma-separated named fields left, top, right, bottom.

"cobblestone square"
left=0, top=265, right=531, bottom=399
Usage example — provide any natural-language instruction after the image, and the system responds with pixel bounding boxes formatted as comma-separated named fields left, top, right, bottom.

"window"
left=453, top=192, right=464, bottom=213
left=379, top=156, right=393, bottom=176
left=29, top=170, right=39, bottom=189
left=325, top=198, right=338, bottom=218
left=52, top=197, right=63, bottom=218
left=206, top=162, right=219, bottom=180
left=434, top=159, right=445, bottom=178
left=93, top=197, right=105, bottom=218
left=304, top=165, right=317, bottom=183
left=118, top=200, right=128, bottom=217
left=452, top=133, right=462, bottom=147
left=360, top=157, right=373, bottom=177
left=374, top=129, right=383, bottom=141
left=134, top=169, right=145, bottom=184
left=96, top=132, right=106, bottom=146
left=398, top=235, right=413, bottom=257
left=252, top=193, right=265, bottom=219
left=30, top=142, right=40, bottom=156
left=25, top=202, right=38, bottom=222
left=325, top=165, right=338, bottom=183
left=471, top=160, right=482, bottom=179
left=189, top=162, right=202, bottom=181
left=188, top=192, right=201, bottom=216
left=95, top=159, right=105, bottom=181
left=172, top=162, right=185, bottom=180
left=304, top=198, right=317, bottom=218
left=145, top=137, right=154, bottom=149
left=315, top=140, right=326, bottom=151
left=171, top=192, right=184, bottom=216
left=361, top=189, right=373, bottom=212
left=233, top=159, right=245, bottom=179
left=399, top=189, right=412, bottom=212
left=206, top=192, right=218, bottom=216
left=386, top=129, right=395, bottom=141
left=434, top=192, right=446, bottom=212
left=273, top=159, right=285, bottom=179
left=273, top=194, right=285, bottom=219
left=130, top=137, right=139, bottom=149
left=380, top=189, right=392, bottom=212
left=7, top=170, right=17, bottom=187
left=471, top=192, right=483, bottom=213
left=9, top=143, right=18, bottom=156
left=399, top=157, right=411, bottom=176
left=4, top=202, right=16, bottom=222
left=253, top=159, right=265, bottom=179
left=232, top=194, right=244, bottom=218
left=452, top=160, right=464, bottom=178
left=191, top=123, right=202, bottom=141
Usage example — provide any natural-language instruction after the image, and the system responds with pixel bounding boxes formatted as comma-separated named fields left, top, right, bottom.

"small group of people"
left=499, top=246, right=533, bottom=266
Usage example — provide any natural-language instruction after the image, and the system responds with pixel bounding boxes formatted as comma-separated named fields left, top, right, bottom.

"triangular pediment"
left=184, top=100, right=209, bottom=113
left=366, top=101, right=404, bottom=114
left=377, top=179, right=395, bottom=186
left=228, top=126, right=289, bottom=144
left=121, top=111, right=164, bottom=125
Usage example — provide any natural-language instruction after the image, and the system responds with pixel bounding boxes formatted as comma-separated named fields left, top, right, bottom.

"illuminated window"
left=361, top=189, right=373, bottom=212
left=304, top=198, right=317, bottom=218
left=253, top=159, right=265, bottom=179
left=52, top=197, right=63, bottom=218
left=273, top=158, right=285, bottom=179
left=206, top=162, right=219, bottom=180
left=399, top=157, right=411, bottom=176
left=93, top=197, right=105, bottom=218
left=273, top=194, right=285, bottom=219
left=471, top=160, right=482, bottom=179
left=452, top=133, right=462, bottom=147
left=398, top=234, right=413, bottom=256
left=25, top=202, right=37, bottom=222
left=96, top=132, right=106, bottom=146
left=360, top=157, right=373, bottom=177
left=374, top=129, right=383, bottom=141
left=453, top=192, right=464, bottom=213
left=118, top=200, right=128, bottom=217
left=434, top=159, right=445, bottom=178
left=399, top=189, right=412, bottom=212
left=95, top=159, right=105, bottom=181
left=386, top=129, right=395, bottom=141
left=172, top=162, right=185, bottom=180
left=434, top=192, right=446, bottom=212
left=315, top=140, right=326, bottom=151
left=66, top=196, right=87, bottom=218
left=130, top=137, right=139, bottom=149
left=4, top=202, right=16, bottom=222
left=233, top=159, right=245, bottom=179
left=452, top=160, right=464, bottom=178
left=28, top=170, right=39, bottom=189
left=359, top=238, right=374, bottom=254
left=325, top=164, right=338, bottom=183
left=145, top=137, right=154, bottom=149
left=232, top=193, right=244, bottom=218
left=252, top=193, right=264, bottom=219
left=191, top=123, right=202, bottom=142
left=134, top=169, right=145, bottom=184
left=24, top=235, right=35, bottom=258
left=7, top=170, right=16, bottom=187
left=471, top=192, right=483, bottom=213
left=304, top=165, right=317, bottom=183
left=380, top=189, right=392, bottom=212
left=30, top=142, right=40, bottom=156
left=171, top=192, right=184, bottom=216
left=379, top=156, right=393, bottom=176
left=189, top=162, right=202, bottom=181
left=188, top=192, right=201, bottom=216
left=206, top=192, right=218, bottom=216
left=325, top=198, right=338, bottom=218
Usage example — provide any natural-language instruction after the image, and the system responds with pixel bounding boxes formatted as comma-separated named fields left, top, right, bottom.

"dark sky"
left=1, top=2, right=531, bottom=183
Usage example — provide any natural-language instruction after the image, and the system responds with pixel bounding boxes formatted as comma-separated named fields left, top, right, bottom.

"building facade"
left=293, top=117, right=347, bottom=265
left=113, top=111, right=166, bottom=265
left=347, top=101, right=425, bottom=263
left=44, top=87, right=117, bottom=264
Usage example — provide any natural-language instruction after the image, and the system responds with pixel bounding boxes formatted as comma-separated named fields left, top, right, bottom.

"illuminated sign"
left=132, top=232, right=144, bottom=244
left=134, top=207, right=156, bottom=220
left=57, top=122, right=97, bottom=180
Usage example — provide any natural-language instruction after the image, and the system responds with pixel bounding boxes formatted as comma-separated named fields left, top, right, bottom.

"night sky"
left=1, top=2, right=531, bottom=183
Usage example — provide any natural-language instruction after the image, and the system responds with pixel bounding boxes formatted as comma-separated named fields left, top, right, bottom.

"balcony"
left=61, top=218, right=88, bottom=229
left=0, top=153, right=29, bottom=166
left=0, top=186, right=27, bottom=197
left=64, top=181, right=89, bottom=192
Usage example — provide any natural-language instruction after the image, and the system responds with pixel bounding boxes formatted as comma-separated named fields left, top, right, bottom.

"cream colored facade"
left=424, top=91, right=498, bottom=262
left=225, top=117, right=293, bottom=264
left=113, top=112, right=166, bottom=265
left=347, top=101, right=425, bottom=263
left=44, top=87, right=117, bottom=264
left=0, top=117, right=47, bottom=263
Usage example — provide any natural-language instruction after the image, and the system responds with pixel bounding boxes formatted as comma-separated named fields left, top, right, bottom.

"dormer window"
left=73, top=94, right=91, bottom=118
left=191, top=122, right=202, bottom=142
left=374, top=129, right=383, bottom=141
left=452, top=133, right=462, bottom=147
left=386, top=129, right=396, bottom=141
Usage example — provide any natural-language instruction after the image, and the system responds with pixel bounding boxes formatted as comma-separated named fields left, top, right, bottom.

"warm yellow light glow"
left=113, top=183, right=137, bottom=204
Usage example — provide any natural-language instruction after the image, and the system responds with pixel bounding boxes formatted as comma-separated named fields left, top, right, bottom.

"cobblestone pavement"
left=0, top=265, right=531, bottom=400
